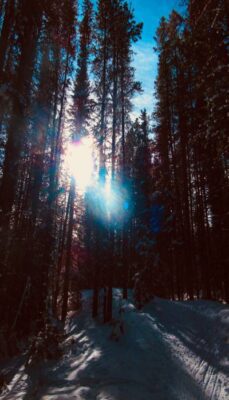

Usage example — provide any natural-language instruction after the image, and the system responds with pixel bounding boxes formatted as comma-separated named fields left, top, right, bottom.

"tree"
left=71, top=0, right=93, bottom=140
left=0, top=0, right=77, bottom=337
left=153, top=1, right=228, bottom=301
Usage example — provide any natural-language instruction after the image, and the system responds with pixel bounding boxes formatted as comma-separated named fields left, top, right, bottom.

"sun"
left=65, top=136, right=94, bottom=191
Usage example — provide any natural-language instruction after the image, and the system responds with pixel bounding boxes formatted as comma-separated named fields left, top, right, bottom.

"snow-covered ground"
left=1, top=290, right=228, bottom=400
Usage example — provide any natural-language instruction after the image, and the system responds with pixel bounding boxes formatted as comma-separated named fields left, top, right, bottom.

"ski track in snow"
left=1, top=290, right=228, bottom=400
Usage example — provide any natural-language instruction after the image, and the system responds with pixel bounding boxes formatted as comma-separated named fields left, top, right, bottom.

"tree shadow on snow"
left=25, top=304, right=209, bottom=400
left=144, top=300, right=229, bottom=377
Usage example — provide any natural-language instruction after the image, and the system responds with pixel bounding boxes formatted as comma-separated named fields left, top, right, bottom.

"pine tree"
left=61, top=0, right=93, bottom=323
left=153, top=1, right=228, bottom=301
left=0, top=0, right=77, bottom=337
left=72, top=0, right=93, bottom=140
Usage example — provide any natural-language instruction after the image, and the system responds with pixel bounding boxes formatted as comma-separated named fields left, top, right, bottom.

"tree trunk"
left=61, top=179, right=75, bottom=323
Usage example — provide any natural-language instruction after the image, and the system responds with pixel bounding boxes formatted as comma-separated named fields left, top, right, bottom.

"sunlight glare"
left=65, top=137, right=94, bottom=191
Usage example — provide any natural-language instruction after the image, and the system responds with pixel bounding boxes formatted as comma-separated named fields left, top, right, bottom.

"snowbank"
left=1, top=290, right=228, bottom=400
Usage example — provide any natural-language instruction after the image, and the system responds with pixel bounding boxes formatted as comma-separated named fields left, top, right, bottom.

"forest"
left=0, top=0, right=228, bottom=376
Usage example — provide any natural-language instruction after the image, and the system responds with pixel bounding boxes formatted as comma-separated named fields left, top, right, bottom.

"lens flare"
left=88, top=178, right=130, bottom=224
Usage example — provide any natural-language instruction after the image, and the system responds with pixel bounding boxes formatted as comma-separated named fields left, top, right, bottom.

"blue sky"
left=130, top=0, right=183, bottom=118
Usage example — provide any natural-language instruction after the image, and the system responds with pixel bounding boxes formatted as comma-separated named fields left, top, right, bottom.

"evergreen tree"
left=153, top=1, right=228, bottom=301
left=72, top=0, right=93, bottom=140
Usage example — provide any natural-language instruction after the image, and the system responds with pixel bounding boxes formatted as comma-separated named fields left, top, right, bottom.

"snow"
left=1, top=290, right=228, bottom=400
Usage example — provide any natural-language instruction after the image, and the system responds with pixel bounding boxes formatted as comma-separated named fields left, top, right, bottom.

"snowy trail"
left=1, top=291, right=228, bottom=400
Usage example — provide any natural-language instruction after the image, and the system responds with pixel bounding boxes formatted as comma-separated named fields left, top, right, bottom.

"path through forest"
left=1, top=290, right=228, bottom=400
